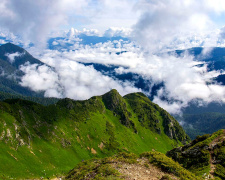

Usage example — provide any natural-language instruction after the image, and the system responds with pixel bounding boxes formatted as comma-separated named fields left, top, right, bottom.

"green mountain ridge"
left=0, top=89, right=189, bottom=179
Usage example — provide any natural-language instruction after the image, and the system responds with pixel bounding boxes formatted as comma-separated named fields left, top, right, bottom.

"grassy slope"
left=0, top=90, right=189, bottom=179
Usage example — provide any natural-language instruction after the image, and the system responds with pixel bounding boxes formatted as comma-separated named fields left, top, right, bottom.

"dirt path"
left=208, top=152, right=216, bottom=179
left=111, top=158, right=178, bottom=180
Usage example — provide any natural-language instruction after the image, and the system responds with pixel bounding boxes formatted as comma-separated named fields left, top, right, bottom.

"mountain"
left=167, top=129, right=225, bottom=179
left=0, top=89, right=189, bottom=179
left=0, top=42, right=44, bottom=68
left=0, top=43, right=45, bottom=98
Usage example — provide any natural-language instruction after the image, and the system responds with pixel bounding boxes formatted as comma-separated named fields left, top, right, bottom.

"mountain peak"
left=0, top=42, right=25, bottom=54
left=0, top=43, right=44, bottom=68
left=102, top=89, right=135, bottom=129
left=102, top=89, right=122, bottom=109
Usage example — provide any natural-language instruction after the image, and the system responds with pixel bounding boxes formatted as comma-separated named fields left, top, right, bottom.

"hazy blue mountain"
left=0, top=42, right=44, bottom=68
left=0, top=43, right=45, bottom=97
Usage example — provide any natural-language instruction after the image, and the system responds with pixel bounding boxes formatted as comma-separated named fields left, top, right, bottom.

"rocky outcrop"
left=102, top=89, right=136, bottom=131
left=124, top=92, right=190, bottom=143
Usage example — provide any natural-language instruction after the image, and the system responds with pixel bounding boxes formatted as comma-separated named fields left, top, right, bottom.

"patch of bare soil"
left=208, top=153, right=216, bottom=179
left=111, top=158, right=178, bottom=180
left=91, top=148, right=97, bottom=154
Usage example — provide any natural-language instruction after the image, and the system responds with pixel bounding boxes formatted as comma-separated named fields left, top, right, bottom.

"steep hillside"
left=167, top=129, right=225, bottom=179
left=0, top=89, right=189, bottom=179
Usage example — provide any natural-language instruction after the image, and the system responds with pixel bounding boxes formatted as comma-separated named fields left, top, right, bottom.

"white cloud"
left=20, top=63, right=63, bottom=98
left=114, top=52, right=225, bottom=113
left=19, top=55, right=140, bottom=100
left=104, top=27, right=132, bottom=37
left=0, top=0, right=89, bottom=45
left=205, top=0, right=225, bottom=13
left=67, top=28, right=100, bottom=38
left=45, top=42, right=141, bottom=68
left=25, top=39, right=225, bottom=114
left=133, top=0, right=225, bottom=53
left=82, top=0, right=139, bottom=31
left=0, top=39, right=6, bottom=45
left=0, top=0, right=140, bottom=45
left=5, top=52, right=25, bottom=64
left=52, top=41, right=59, bottom=46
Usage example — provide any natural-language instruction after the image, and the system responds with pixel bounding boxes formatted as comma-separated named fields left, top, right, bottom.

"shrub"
left=140, top=152, right=201, bottom=180
left=215, top=164, right=225, bottom=179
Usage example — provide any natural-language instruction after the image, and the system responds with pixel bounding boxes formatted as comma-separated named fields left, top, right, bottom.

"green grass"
left=0, top=89, right=190, bottom=179
left=215, top=164, right=225, bottom=179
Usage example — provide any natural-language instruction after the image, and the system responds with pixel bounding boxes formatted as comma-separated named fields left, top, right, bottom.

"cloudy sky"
left=1, top=0, right=225, bottom=114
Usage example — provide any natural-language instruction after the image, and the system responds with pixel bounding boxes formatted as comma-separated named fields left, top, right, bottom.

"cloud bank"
left=0, top=0, right=88, bottom=45
left=19, top=58, right=140, bottom=100
left=23, top=38, right=225, bottom=114
left=133, top=0, right=225, bottom=52
left=0, top=0, right=138, bottom=45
